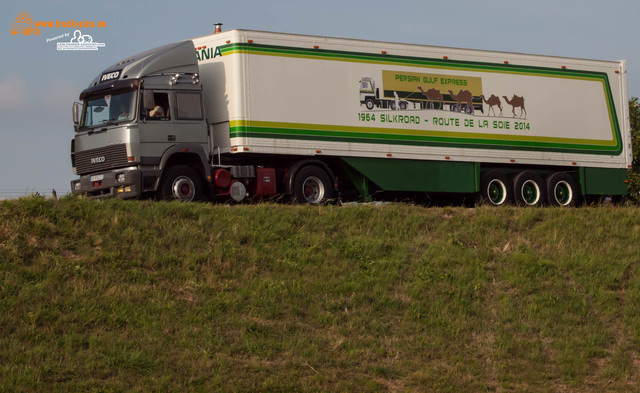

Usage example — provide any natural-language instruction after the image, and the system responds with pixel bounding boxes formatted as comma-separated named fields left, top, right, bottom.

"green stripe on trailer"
left=230, top=121, right=621, bottom=155
left=341, top=157, right=479, bottom=193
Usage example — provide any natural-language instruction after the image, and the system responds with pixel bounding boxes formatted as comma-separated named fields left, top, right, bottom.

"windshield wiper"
left=87, top=126, right=108, bottom=135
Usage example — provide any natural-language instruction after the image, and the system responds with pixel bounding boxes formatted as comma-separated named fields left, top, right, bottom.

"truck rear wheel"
left=479, top=170, right=512, bottom=206
left=293, top=166, right=334, bottom=204
left=160, top=165, right=203, bottom=202
left=546, top=172, right=578, bottom=206
left=513, top=171, right=545, bottom=206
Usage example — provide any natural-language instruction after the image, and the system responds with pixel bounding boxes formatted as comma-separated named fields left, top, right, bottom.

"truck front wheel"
left=293, top=166, right=334, bottom=204
left=160, top=165, right=203, bottom=202
left=365, top=98, right=375, bottom=110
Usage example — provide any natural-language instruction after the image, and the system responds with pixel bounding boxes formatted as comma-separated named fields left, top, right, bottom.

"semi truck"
left=70, top=25, right=632, bottom=206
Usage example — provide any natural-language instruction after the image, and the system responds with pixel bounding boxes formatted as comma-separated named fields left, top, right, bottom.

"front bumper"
left=71, top=167, right=142, bottom=199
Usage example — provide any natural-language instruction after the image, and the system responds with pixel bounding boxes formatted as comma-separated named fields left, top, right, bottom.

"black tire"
left=160, top=165, right=203, bottom=202
left=513, top=171, right=545, bottom=206
left=546, top=172, right=579, bottom=207
left=293, top=166, right=334, bottom=204
left=399, top=101, right=407, bottom=110
left=365, top=99, right=375, bottom=110
left=479, top=170, right=513, bottom=206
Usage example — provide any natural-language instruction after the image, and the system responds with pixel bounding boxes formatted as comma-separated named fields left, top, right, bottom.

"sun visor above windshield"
left=79, top=79, right=140, bottom=100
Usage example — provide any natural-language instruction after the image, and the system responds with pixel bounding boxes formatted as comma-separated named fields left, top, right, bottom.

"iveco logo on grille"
left=75, top=144, right=127, bottom=175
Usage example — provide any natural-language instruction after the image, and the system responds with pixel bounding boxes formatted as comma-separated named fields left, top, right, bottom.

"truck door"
left=138, top=90, right=175, bottom=161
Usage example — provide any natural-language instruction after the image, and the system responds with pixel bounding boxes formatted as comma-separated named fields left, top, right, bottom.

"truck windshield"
left=81, top=90, right=137, bottom=128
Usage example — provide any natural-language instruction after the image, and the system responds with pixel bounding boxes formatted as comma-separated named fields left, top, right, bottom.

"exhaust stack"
left=214, top=23, right=223, bottom=34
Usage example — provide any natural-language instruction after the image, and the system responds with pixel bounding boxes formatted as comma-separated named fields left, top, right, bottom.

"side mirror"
left=143, top=91, right=155, bottom=111
left=72, top=102, right=82, bottom=131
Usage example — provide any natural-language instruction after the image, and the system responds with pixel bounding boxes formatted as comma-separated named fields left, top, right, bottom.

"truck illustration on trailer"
left=360, top=71, right=484, bottom=113
left=70, top=25, right=631, bottom=206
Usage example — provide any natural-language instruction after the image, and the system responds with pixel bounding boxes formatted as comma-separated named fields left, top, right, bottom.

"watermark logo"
left=10, top=11, right=40, bottom=36
left=10, top=10, right=108, bottom=51
left=57, top=30, right=105, bottom=51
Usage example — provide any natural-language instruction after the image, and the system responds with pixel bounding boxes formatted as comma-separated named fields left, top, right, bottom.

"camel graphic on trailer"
left=417, top=86, right=444, bottom=109
left=481, top=95, right=502, bottom=117
left=448, top=89, right=475, bottom=114
left=503, top=95, right=527, bottom=118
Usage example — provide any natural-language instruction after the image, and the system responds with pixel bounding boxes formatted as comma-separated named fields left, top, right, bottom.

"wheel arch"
left=284, top=159, right=337, bottom=196
left=158, top=145, right=213, bottom=197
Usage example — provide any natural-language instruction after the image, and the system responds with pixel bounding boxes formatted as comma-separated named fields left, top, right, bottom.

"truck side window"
left=145, top=92, right=170, bottom=120
left=175, top=92, right=203, bottom=120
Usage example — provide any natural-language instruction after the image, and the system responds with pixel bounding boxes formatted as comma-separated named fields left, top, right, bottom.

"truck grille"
left=75, top=144, right=129, bottom=175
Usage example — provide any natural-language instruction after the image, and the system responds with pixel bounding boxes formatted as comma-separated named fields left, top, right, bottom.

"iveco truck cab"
left=71, top=40, right=212, bottom=200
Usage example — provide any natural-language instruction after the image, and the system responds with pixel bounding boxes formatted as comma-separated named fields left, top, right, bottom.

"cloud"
left=0, top=76, right=28, bottom=112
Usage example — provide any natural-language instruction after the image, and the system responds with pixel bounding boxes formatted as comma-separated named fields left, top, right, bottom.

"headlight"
left=116, top=173, right=126, bottom=183
left=73, top=181, right=81, bottom=191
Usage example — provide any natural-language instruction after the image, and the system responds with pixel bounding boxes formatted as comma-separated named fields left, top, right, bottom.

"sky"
left=1, top=0, right=639, bottom=198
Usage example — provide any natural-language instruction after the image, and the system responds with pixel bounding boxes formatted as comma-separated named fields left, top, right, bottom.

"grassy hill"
left=1, top=196, right=639, bottom=392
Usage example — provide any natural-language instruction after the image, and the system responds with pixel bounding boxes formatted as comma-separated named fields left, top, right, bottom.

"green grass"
left=1, top=196, right=639, bottom=392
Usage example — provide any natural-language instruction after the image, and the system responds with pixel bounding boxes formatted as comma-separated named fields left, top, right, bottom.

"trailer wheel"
left=546, top=172, right=578, bottom=206
left=293, top=166, right=334, bottom=204
left=160, top=165, right=203, bottom=202
left=399, top=101, right=407, bottom=110
left=513, top=171, right=545, bottom=206
left=479, top=170, right=513, bottom=206
left=365, top=99, right=375, bottom=110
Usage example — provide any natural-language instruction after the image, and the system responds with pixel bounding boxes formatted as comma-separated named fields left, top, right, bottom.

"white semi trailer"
left=70, top=25, right=631, bottom=206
